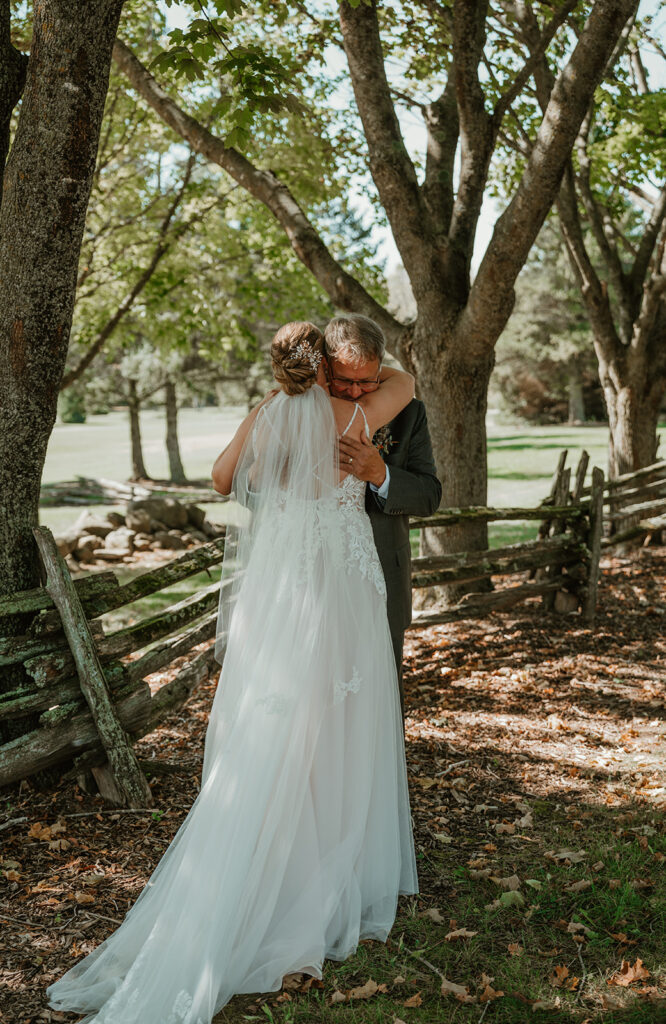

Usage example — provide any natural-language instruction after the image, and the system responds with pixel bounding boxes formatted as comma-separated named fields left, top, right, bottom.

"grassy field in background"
left=39, top=406, right=642, bottom=548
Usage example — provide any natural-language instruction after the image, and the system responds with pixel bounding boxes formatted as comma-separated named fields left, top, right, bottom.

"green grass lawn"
left=40, top=407, right=650, bottom=547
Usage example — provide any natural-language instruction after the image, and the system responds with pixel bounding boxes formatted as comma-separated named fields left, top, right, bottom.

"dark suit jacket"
left=366, top=398, right=442, bottom=636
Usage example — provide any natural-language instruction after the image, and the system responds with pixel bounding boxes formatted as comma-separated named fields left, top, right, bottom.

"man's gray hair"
left=324, top=314, right=386, bottom=364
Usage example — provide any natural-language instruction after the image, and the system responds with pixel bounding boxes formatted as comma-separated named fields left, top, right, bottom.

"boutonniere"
left=372, top=425, right=395, bottom=456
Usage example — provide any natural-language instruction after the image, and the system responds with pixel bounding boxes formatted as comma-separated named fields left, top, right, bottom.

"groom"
left=323, top=314, right=442, bottom=721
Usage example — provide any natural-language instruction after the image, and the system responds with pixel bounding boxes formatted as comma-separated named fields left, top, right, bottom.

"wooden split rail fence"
left=1, top=460, right=606, bottom=803
left=407, top=450, right=604, bottom=629
left=0, top=529, right=226, bottom=805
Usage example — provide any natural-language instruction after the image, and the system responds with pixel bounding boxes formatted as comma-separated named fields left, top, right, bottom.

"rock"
left=133, top=533, right=153, bottom=551
left=188, top=529, right=208, bottom=543
left=74, top=534, right=104, bottom=562
left=180, top=533, right=196, bottom=546
left=72, top=511, right=115, bottom=538
left=153, top=531, right=186, bottom=550
left=55, top=531, right=79, bottom=557
left=129, top=497, right=188, bottom=530
left=94, top=549, right=130, bottom=561
left=554, top=590, right=579, bottom=614
left=107, top=511, right=126, bottom=528
left=125, top=508, right=152, bottom=533
left=185, top=504, right=206, bottom=530
left=202, top=520, right=225, bottom=538
left=105, top=527, right=136, bottom=552
left=161, top=498, right=189, bottom=529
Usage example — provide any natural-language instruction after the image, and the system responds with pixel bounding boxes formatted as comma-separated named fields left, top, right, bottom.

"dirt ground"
left=1, top=547, right=664, bottom=1023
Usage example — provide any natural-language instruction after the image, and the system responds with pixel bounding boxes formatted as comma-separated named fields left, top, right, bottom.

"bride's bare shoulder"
left=329, top=395, right=362, bottom=437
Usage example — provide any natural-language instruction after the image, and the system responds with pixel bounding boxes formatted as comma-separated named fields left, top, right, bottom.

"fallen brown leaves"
left=608, top=958, right=651, bottom=987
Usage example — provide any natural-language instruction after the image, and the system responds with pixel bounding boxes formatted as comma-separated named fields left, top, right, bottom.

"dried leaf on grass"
left=419, top=907, right=446, bottom=924
left=610, top=932, right=637, bottom=945
left=444, top=927, right=478, bottom=941
left=564, top=879, right=592, bottom=892
left=479, top=980, right=504, bottom=1002
left=485, top=890, right=525, bottom=910
left=440, top=976, right=476, bottom=1003
left=550, top=965, right=579, bottom=990
left=348, top=978, right=388, bottom=999
left=328, top=977, right=389, bottom=1004
left=490, top=873, right=521, bottom=890
left=608, top=958, right=651, bottom=987
left=545, top=847, right=587, bottom=864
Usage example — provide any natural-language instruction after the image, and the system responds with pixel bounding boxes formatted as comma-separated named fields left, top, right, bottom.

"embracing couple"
left=46, top=314, right=442, bottom=1024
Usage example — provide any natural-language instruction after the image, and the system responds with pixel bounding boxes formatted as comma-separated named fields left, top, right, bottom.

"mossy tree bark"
left=0, top=0, right=125, bottom=748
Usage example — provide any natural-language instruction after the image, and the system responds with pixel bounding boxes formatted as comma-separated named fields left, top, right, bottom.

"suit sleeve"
left=370, top=402, right=442, bottom=517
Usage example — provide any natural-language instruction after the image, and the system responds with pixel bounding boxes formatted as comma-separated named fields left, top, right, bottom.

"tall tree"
left=0, top=0, right=124, bottom=743
left=507, top=4, right=666, bottom=476
left=0, top=0, right=124, bottom=598
left=115, top=0, right=639, bottom=561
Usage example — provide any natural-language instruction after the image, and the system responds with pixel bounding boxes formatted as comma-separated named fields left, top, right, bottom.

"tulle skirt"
left=46, top=499, right=418, bottom=1023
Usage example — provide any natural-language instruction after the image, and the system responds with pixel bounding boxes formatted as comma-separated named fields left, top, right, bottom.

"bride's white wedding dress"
left=46, top=387, right=418, bottom=1024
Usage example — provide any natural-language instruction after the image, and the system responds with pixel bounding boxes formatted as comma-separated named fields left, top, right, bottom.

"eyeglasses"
left=326, top=361, right=381, bottom=392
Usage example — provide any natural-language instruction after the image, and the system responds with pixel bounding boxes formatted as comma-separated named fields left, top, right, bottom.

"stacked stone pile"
left=55, top=497, right=225, bottom=569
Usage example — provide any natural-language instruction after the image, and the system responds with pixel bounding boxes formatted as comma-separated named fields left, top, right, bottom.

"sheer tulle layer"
left=46, top=433, right=418, bottom=1024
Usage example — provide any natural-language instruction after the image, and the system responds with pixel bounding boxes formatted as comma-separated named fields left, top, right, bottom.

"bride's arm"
left=212, top=391, right=278, bottom=495
left=358, top=366, right=415, bottom=434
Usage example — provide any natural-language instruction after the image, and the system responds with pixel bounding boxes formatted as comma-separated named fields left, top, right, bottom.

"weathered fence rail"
left=554, top=452, right=666, bottom=548
left=407, top=450, right=603, bottom=629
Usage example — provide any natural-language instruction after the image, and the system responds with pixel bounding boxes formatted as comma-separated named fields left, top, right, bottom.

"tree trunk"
left=602, top=368, right=663, bottom=479
left=128, top=380, right=150, bottom=482
left=0, top=0, right=124, bottom=756
left=567, top=364, right=586, bottom=424
left=417, top=343, right=495, bottom=602
left=595, top=317, right=666, bottom=479
left=165, top=380, right=187, bottom=484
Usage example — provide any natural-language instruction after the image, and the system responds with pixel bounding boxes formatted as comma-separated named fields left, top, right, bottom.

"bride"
left=46, top=321, right=418, bottom=1024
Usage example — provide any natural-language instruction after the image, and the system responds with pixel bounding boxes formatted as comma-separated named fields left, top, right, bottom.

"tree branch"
left=422, top=76, right=458, bottom=238
left=460, top=0, right=639, bottom=355
left=113, top=38, right=404, bottom=352
left=557, top=163, right=624, bottom=364
left=337, top=0, right=438, bottom=290
left=631, top=183, right=666, bottom=291
left=62, top=153, right=198, bottom=388
left=448, top=0, right=493, bottom=262
left=492, top=0, right=578, bottom=124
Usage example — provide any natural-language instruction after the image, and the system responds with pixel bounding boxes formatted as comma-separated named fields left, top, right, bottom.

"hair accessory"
left=293, top=340, right=322, bottom=372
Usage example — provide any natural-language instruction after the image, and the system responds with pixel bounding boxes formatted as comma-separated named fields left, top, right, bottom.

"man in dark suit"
left=324, top=315, right=442, bottom=721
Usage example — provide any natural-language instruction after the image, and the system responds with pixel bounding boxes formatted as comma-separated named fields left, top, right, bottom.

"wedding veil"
left=214, top=384, right=340, bottom=664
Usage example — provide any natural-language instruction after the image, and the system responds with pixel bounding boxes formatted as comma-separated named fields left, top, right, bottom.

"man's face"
left=325, top=353, right=381, bottom=401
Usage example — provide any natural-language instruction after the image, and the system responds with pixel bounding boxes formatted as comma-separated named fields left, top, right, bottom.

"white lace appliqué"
left=337, top=475, right=387, bottom=597
left=333, top=667, right=361, bottom=705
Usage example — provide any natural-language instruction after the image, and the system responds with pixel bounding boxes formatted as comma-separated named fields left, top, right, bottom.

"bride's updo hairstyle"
left=271, top=321, right=324, bottom=396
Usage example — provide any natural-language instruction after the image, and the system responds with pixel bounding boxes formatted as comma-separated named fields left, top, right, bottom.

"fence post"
left=32, top=526, right=154, bottom=808
left=583, top=467, right=605, bottom=624
left=542, top=466, right=571, bottom=610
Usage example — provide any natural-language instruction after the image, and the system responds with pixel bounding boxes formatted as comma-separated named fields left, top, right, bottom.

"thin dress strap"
left=339, top=403, right=359, bottom=437
left=356, top=403, right=370, bottom=437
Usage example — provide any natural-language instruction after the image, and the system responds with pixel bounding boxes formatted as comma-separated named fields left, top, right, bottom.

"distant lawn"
left=39, top=407, right=665, bottom=548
